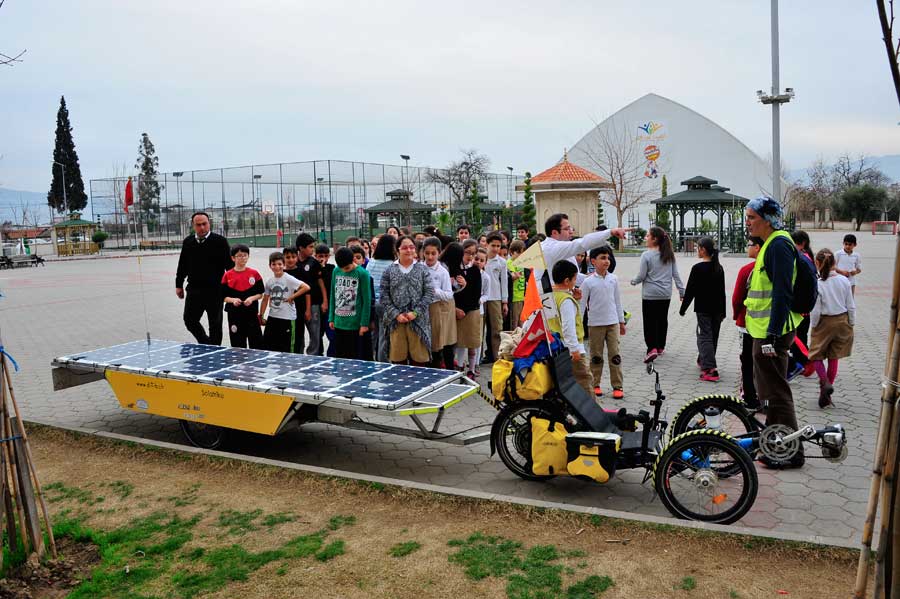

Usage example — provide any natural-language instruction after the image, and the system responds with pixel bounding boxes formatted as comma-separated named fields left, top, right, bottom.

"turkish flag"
left=124, top=177, right=134, bottom=214
left=513, top=311, right=548, bottom=358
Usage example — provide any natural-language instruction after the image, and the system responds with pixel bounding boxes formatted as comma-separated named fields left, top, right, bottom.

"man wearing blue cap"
left=744, top=197, right=804, bottom=468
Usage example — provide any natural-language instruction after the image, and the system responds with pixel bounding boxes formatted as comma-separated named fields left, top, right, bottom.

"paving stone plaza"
left=1, top=229, right=894, bottom=547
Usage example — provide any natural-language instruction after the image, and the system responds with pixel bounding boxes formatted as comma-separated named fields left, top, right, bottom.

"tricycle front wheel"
left=654, top=430, right=758, bottom=525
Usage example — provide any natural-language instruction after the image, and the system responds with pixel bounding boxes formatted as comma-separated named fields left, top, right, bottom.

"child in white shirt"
left=808, top=248, right=856, bottom=408
left=581, top=246, right=626, bottom=400
left=834, top=233, right=862, bottom=295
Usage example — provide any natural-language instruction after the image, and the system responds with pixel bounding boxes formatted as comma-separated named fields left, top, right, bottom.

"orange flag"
left=521, top=269, right=542, bottom=323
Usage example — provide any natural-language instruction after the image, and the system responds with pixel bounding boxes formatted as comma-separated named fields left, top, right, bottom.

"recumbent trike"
left=489, top=349, right=848, bottom=525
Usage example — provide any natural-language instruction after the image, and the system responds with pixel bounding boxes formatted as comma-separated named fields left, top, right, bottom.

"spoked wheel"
left=492, top=401, right=564, bottom=481
left=654, top=430, right=758, bottom=524
left=180, top=420, right=231, bottom=450
left=669, top=395, right=757, bottom=442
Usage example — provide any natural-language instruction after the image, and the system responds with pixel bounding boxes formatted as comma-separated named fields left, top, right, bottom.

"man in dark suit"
left=175, top=212, right=231, bottom=345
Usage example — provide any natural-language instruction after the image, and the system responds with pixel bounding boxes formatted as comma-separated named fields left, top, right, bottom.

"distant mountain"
left=0, top=187, right=50, bottom=225
left=788, top=154, right=900, bottom=184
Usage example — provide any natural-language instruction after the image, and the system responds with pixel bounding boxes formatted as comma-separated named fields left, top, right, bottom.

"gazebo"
left=364, top=189, right=434, bottom=233
left=52, top=213, right=100, bottom=256
left=650, top=176, right=749, bottom=253
left=449, top=198, right=507, bottom=232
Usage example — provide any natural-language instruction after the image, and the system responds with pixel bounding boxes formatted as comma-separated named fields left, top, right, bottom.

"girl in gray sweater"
left=379, top=236, right=434, bottom=364
left=631, top=226, right=685, bottom=362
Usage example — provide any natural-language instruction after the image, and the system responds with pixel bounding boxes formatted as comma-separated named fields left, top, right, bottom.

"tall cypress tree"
left=520, top=171, right=536, bottom=235
left=47, top=96, right=88, bottom=214
left=135, top=133, right=161, bottom=226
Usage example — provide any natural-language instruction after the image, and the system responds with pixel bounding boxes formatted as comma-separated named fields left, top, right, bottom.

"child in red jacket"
left=732, top=237, right=762, bottom=409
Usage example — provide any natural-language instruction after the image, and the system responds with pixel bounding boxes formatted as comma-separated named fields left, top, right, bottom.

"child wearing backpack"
left=808, top=248, right=855, bottom=408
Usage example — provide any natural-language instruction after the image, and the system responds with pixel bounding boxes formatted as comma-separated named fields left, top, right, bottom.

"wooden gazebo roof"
left=364, top=198, right=434, bottom=213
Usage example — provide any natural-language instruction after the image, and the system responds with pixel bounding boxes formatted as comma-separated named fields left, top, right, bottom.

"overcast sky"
left=1, top=1, right=898, bottom=193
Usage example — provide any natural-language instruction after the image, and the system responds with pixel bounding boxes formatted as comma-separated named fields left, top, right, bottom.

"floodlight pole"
left=757, top=0, right=793, bottom=205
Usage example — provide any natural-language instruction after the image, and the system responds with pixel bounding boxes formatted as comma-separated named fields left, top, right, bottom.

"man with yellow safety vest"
left=744, top=196, right=804, bottom=469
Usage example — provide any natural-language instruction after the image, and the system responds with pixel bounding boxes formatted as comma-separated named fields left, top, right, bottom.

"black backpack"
left=791, top=248, right=818, bottom=315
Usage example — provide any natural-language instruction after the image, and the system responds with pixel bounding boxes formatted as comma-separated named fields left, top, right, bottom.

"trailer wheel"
left=180, top=420, right=230, bottom=450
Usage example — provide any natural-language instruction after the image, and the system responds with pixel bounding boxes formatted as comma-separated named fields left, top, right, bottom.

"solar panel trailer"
left=51, top=340, right=487, bottom=448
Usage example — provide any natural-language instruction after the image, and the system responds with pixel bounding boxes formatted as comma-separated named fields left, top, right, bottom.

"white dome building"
left=567, top=93, right=779, bottom=227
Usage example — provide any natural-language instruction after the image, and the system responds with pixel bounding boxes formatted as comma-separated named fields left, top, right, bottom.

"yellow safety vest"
left=548, top=290, right=584, bottom=343
left=744, top=230, right=802, bottom=339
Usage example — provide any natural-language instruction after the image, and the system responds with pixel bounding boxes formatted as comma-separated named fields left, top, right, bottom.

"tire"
left=180, top=420, right=231, bottom=450
left=654, top=430, right=758, bottom=525
left=492, top=401, right=564, bottom=482
left=669, top=395, right=756, bottom=441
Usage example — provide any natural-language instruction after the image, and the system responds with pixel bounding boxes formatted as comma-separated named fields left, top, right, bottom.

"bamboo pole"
left=1, top=375, right=29, bottom=557
left=856, top=235, right=900, bottom=597
left=877, top=403, right=900, bottom=597
left=1, top=356, right=57, bottom=558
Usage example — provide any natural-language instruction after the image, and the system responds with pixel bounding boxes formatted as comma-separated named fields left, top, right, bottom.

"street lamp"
left=316, top=177, right=324, bottom=239
left=756, top=0, right=794, bottom=204
left=253, top=174, right=262, bottom=244
left=53, top=161, right=67, bottom=216
left=400, top=154, right=410, bottom=228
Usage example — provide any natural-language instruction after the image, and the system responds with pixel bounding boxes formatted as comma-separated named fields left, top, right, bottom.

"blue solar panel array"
left=55, top=340, right=461, bottom=410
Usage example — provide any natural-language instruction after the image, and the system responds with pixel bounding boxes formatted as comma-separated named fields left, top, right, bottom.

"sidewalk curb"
left=24, top=418, right=860, bottom=551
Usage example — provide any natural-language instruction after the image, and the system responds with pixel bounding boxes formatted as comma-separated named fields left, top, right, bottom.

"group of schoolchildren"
left=216, top=218, right=860, bottom=412
left=213, top=224, right=628, bottom=401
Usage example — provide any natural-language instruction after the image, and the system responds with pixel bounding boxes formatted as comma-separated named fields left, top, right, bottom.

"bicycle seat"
left=550, top=350, right=618, bottom=434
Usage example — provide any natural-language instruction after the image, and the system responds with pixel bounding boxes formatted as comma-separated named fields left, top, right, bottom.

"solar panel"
left=54, top=340, right=467, bottom=412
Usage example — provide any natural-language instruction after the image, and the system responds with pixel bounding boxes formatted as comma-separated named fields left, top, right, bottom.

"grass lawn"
left=14, top=425, right=861, bottom=599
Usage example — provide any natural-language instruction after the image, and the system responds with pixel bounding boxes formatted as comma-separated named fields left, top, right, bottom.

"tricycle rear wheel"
left=493, top=401, right=564, bottom=481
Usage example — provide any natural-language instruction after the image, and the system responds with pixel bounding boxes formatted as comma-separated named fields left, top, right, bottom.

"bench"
left=4, top=255, right=45, bottom=268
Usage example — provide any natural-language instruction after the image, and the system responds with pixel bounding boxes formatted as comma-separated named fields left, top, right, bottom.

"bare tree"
left=830, top=153, right=887, bottom=192
left=575, top=118, right=654, bottom=228
left=0, top=1, right=25, bottom=67
left=426, top=149, right=490, bottom=210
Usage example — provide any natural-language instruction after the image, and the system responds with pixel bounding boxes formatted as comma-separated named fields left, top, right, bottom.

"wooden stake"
left=856, top=234, right=900, bottom=598
left=1, top=357, right=56, bottom=558
left=1, top=382, right=29, bottom=557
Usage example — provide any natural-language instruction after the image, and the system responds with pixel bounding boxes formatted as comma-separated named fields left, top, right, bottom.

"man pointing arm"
left=538, top=213, right=628, bottom=287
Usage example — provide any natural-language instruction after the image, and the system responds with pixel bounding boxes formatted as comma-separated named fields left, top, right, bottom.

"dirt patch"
left=0, top=536, right=100, bottom=599
left=22, top=425, right=862, bottom=599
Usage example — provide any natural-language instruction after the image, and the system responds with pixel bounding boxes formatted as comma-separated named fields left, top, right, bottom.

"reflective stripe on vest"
left=547, top=290, right=584, bottom=343
left=744, top=230, right=801, bottom=338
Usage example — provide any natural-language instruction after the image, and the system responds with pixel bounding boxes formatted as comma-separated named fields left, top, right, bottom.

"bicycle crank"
left=758, top=424, right=803, bottom=462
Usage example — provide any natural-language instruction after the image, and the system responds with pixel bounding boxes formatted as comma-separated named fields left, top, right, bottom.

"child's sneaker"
left=643, top=348, right=658, bottom=363
left=593, top=386, right=604, bottom=397
left=700, top=369, right=720, bottom=382
left=612, top=388, right=624, bottom=399
left=786, top=362, right=804, bottom=381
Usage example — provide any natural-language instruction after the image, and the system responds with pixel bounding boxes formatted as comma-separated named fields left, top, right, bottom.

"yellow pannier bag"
left=517, top=362, right=554, bottom=400
left=491, top=360, right=515, bottom=400
left=565, top=432, right=621, bottom=484
left=531, top=417, right=570, bottom=476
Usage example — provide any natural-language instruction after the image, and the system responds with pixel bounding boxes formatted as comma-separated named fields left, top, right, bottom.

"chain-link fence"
left=89, top=160, right=524, bottom=249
